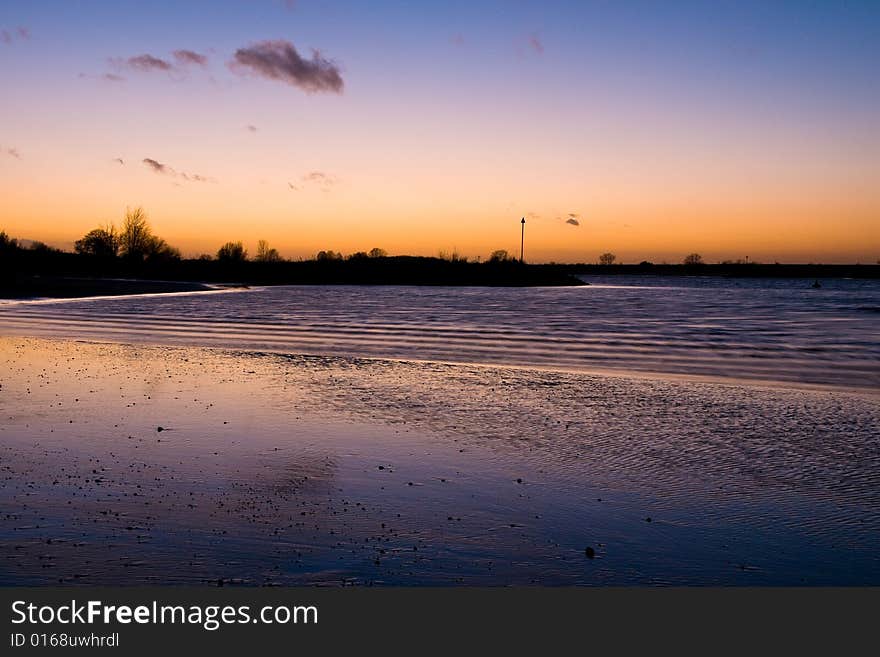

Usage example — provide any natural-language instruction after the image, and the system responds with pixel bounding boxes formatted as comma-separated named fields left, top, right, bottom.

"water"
left=1, top=276, right=878, bottom=390
left=1, top=277, right=879, bottom=585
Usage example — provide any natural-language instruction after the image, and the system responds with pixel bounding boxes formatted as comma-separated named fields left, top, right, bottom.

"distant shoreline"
left=1, top=262, right=878, bottom=300
left=568, top=263, right=880, bottom=279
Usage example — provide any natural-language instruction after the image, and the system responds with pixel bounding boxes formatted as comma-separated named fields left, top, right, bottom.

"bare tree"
left=489, top=249, right=511, bottom=262
left=255, top=239, right=282, bottom=262
left=598, top=252, right=617, bottom=265
left=119, top=207, right=154, bottom=261
left=368, top=247, right=387, bottom=258
left=683, top=253, right=704, bottom=266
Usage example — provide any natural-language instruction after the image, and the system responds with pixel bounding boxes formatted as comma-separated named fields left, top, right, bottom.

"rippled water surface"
left=1, top=278, right=878, bottom=585
left=1, top=277, right=878, bottom=389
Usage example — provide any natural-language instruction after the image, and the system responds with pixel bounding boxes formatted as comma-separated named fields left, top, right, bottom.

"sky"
left=1, top=0, right=878, bottom=263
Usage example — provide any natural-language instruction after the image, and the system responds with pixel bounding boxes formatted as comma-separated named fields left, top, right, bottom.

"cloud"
left=529, top=34, right=545, bottom=55
left=108, top=50, right=207, bottom=78
left=173, top=49, right=208, bottom=67
left=102, top=73, right=126, bottom=82
left=1, top=26, right=29, bottom=44
left=246, top=124, right=258, bottom=133
left=113, top=157, right=124, bottom=165
left=180, top=172, right=210, bottom=182
left=565, top=218, right=580, bottom=226
left=292, top=171, right=340, bottom=192
left=302, top=171, right=339, bottom=186
left=123, top=54, right=174, bottom=72
left=4, top=147, right=21, bottom=159
left=143, top=157, right=171, bottom=174
left=142, top=157, right=212, bottom=182
left=230, top=40, right=344, bottom=94
left=450, top=34, right=465, bottom=47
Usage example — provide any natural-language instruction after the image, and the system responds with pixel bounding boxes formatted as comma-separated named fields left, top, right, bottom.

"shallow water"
left=1, top=277, right=878, bottom=390
left=1, top=279, right=878, bottom=585
left=1, top=338, right=878, bottom=585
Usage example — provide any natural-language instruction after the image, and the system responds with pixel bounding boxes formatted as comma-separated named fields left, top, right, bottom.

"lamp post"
left=520, top=217, right=525, bottom=263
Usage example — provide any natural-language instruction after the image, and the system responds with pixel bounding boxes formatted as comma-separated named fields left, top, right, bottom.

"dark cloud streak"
left=231, top=40, right=343, bottom=94
left=142, top=157, right=212, bottom=183
left=143, top=158, right=170, bottom=174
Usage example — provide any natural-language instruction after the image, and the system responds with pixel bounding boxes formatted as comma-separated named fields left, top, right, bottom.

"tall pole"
left=520, top=217, right=525, bottom=263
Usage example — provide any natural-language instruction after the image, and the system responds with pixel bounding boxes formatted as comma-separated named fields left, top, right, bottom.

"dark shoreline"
left=2, top=262, right=878, bottom=300
left=0, top=276, right=217, bottom=300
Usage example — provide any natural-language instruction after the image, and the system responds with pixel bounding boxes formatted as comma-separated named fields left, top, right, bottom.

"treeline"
left=1, top=208, right=578, bottom=288
left=4, top=208, right=878, bottom=290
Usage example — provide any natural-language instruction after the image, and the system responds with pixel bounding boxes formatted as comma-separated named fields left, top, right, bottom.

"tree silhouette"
left=255, top=239, right=282, bottom=262
left=683, top=253, right=704, bottom=266
left=218, top=241, right=248, bottom=262
left=369, top=247, right=387, bottom=258
left=0, top=231, right=20, bottom=252
left=599, top=252, right=616, bottom=265
left=75, top=226, right=118, bottom=258
left=119, top=208, right=151, bottom=260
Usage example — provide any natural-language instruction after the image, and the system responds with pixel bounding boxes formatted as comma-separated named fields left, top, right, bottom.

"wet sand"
left=1, top=337, right=879, bottom=585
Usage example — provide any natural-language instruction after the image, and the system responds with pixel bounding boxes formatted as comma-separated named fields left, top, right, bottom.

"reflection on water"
left=0, top=277, right=878, bottom=390
left=1, top=338, right=878, bottom=585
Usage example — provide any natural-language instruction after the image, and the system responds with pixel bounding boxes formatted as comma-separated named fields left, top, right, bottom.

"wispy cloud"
left=450, top=34, right=465, bottom=47
left=230, top=40, right=344, bottom=94
left=142, top=157, right=213, bottom=183
left=302, top=171, right=339, bottom=187
left=107, top=49, right=208, bottom=79
left=565, top=217, right=580, bottom=226
left=289, top=171, right=340, bottom=192
left=529, top=34, right=545, bottom=55
left=123, top=54, right=174, bottom=72
left=113, top=157, right=124, bottom=165
left=1, top=26, right=29, bottom=45
left=3, top=146, right=21, bottom=159
left=173, top=49, right=208, bottom=67
left=246, top=124, right=258, bottom=133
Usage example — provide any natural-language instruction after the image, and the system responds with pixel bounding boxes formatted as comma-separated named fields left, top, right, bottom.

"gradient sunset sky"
left=1, top=1, right=878, bottom=263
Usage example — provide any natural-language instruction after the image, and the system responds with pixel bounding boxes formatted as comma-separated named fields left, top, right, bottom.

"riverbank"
left=0, top=276, right=217, bottom=300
